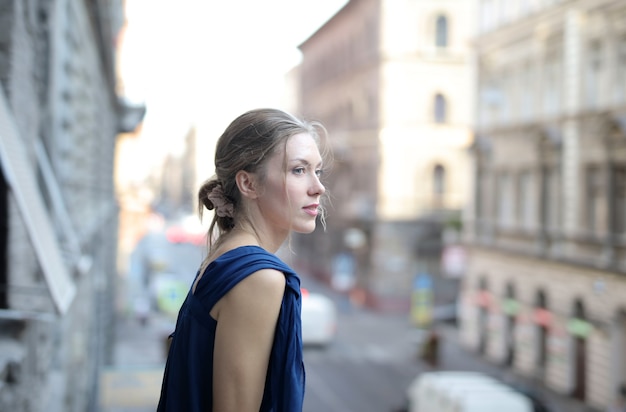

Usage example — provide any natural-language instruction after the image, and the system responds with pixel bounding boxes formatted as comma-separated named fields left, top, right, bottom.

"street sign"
left=411, top=273, right=433, bottom=328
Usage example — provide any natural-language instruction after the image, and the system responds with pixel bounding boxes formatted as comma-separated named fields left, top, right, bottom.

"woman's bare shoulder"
left=234, top=268, right=286, bottom=299
left=215, top=268, right=285, bottom=322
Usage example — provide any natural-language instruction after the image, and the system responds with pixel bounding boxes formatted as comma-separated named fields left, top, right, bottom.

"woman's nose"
left=311, top=176, right=325, bottom=196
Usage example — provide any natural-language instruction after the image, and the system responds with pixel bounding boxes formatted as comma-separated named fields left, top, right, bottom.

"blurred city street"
left=4, top=1, right=626, bottom=411
left=99, top=289, right=600, bottom=412
left=99, top=313, right=169, bottom=412
left=98, top=230, right=599, bottom=412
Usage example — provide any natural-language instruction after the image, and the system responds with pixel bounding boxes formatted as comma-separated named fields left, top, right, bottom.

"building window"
left=504, top=282, right=517, bottom=367
left=433, top=164, right=445, bottom=195
left=586, top=165, right=604, bottom=235
left=435, top=15, right=448, bottom=48
left=432, top=164, right=446, bottom=210
left=477, top=276, right=489, bottom=354
left=476, top=168, right=484, bottom=221
left=434, top=93, right=447, bottom=123
left=618, top=36, right=626, bottom=103
left=501, top=69, right=512, bottom=123
left=543, top=52, right=560, bottom=115
left=497, top=172, right=514, bottom=228
left=586, top=39, right=603, bottom=108
left=535, top=290, right=549, bottom=371
left=512, top=68, right=521, bottom=122
left=571, top=299, right=588, bottom=400
left=520, top=62, right=533, bottom=120
left=614, top=166, right=626, bottom=234
left=543, top=167, right=560, bottom=231
left=518, top=171, right=535, bottom=230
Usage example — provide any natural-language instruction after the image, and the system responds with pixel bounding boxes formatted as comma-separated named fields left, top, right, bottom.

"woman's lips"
left=303, top=205, right=319, bottom=216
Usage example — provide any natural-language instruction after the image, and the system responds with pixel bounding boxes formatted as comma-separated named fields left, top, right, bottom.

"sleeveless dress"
left=156, top=245, right=305, bottom=412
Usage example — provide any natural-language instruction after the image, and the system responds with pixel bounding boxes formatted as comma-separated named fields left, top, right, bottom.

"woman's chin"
left=293, top=222, right=317, bottom=234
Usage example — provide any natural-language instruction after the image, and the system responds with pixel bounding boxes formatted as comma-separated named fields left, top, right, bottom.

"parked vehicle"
left=509, top=383, right=553, bottom=412
left=165, top=215, right=207, bottom=246
left=446, top=392, right=533, bottom=412
left=407, top=371, right=534, bottom=412
left=408, top=371, right=500, bottom=411
left=301, top=288, right=337, bottom=347
left=432, top=301, right=458, bottom=324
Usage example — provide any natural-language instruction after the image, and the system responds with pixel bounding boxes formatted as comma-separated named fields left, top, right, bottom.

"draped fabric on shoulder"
left=156, top=246, right=305, bottom=412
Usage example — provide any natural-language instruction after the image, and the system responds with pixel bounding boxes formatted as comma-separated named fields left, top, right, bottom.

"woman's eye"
left=315, top=169, right=323, bottom=177
left=293, top=167, right=305, bottom=175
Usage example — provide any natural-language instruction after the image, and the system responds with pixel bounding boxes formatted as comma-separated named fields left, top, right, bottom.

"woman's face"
left=257, top=132, right=325, bottom=235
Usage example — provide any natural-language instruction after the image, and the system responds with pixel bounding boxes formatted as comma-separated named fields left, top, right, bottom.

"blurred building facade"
left=0, top=0, right=141, bottom=411
left=460, top=0, right=626, bottom=409
left=157, top=125, right=198, bottom=219
left=294, top=0, right=474, bottom=310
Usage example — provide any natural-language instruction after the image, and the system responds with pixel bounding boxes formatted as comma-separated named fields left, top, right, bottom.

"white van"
left=407, top=371, right=533, bottom=412
left=436, top=379, right=518, bottom=411
left=408, top=371, right=501, bottom=412
left=447, top=391, right=533, bottom=412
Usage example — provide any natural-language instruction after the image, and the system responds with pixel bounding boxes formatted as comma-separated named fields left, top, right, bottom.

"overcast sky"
left=119, top=0, right=347, bottom=162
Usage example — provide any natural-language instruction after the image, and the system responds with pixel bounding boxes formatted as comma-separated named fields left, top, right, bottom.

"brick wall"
left=0, top=0, right=122, bottom=411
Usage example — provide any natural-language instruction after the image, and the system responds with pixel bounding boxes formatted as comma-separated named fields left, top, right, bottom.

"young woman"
left=157, top=108, right=329, bottom=412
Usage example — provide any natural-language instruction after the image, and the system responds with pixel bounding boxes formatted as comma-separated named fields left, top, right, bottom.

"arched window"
left=434, top=93, right=447, bottom=123
left=435, top=15, right=448, bottom=48
left=433, top=164, right=446, bottom=195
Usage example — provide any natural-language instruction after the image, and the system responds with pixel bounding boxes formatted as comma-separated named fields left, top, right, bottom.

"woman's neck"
left=218, top=225, right=286, bottom=254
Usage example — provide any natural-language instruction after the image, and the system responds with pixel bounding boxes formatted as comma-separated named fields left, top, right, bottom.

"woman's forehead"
left=285, top=133, right=321, bottom=159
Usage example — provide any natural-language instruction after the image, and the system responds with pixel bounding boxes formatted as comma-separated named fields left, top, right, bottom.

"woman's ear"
left=235, top=170, right=259, bottom=199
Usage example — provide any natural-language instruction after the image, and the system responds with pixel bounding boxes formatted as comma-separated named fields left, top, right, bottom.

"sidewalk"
left=432, top=323, right=600, bottom=412
left=99, top=312, right=174, bottom=412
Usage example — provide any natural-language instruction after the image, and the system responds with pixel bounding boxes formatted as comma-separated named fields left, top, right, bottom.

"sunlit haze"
left=119, top=0, right=347, bottom=179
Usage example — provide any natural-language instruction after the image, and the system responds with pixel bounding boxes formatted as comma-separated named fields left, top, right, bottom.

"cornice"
left=473, top=0, right=624, bottom=55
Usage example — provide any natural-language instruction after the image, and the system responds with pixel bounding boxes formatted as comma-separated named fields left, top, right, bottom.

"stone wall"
left=0, top=0, right=123, bottom=411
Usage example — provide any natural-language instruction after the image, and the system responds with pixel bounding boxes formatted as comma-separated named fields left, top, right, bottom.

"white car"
left=301, top=288, right=337, bottom=347
left=406, top=371, right=534, bottom=412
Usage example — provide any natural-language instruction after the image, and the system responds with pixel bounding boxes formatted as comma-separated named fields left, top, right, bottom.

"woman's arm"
left=212, top=268, right=286, bottom=412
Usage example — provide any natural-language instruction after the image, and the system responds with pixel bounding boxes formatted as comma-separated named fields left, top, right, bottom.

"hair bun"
left=203, top=181, right=234, bottom=218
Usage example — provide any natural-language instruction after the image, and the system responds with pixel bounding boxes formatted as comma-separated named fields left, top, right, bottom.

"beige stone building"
left=294, top=0, right=474, bottom=310
left=460, top=0, right=626, bottom=409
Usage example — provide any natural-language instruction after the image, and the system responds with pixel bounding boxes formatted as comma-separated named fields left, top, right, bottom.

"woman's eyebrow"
left=290, top=158, right=323, bottom=167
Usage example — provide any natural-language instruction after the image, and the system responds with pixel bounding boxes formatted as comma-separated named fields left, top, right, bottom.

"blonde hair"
left=198, top=108, right=331, bottom=252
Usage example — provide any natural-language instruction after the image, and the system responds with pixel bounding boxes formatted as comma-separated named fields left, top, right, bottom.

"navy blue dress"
left=156, top=246, right=305, bottom=411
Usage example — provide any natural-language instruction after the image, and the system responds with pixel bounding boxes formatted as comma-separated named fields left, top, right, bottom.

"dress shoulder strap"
left=193, top=246, right=300, bottom=311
